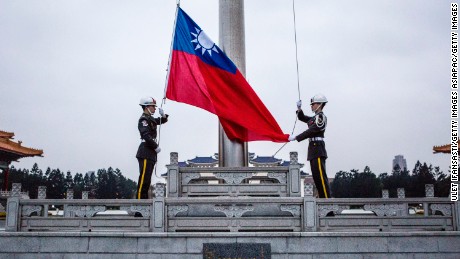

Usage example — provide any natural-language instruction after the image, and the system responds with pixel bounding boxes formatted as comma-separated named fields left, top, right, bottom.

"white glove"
left=158, top=108, right=166, bottom=118
left=155, top=147, right=161, bottom=153
left=288, top=135, right=296, bottom=142
left=296, top=100, right=302, bottom=109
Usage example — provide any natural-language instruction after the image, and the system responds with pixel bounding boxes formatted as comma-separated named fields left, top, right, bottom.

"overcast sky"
left=0, top=0, right=452, bottom=183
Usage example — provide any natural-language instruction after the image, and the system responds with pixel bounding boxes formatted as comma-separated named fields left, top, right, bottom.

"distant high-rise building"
left=392, top=155, right=407, bottom=171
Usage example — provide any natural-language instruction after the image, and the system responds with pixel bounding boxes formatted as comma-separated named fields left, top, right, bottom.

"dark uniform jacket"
left=295, top=109, right=327, bottom=161
left=136, top=113, right=168, bottom=161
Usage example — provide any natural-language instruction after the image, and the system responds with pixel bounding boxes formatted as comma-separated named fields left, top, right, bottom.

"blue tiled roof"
left=280, top=161, right=290, bottom=166
left=178, top=161, right=188, bottom=167
left=188, top=156, right=218, bottom=164
left=251, top=156, right=282, bottom=163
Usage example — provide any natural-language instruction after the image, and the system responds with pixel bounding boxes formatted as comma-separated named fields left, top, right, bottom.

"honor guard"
left=289, top=94, right=331, bottom=198
left=136, top=97, right=168, bottom=199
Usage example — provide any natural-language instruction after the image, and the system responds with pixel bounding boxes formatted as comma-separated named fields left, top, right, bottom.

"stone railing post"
left=382, top=189, right=389, bottom=199
left=167, top=152, right=180, bottom=198
left=397, top=188, right=405, bottom=198
left=38, top=186, right=48, bottom=217
left=152, top=183, right=165, bottom=232
left=66, top=189, right=74, bottom=199
left=303, top=183, right=317, bottom=231
left=82, top=191, right=89, bottom=199
left=424, top=184, right=435, bottom=216
left=396, top=188, right=408, bottom=216
left=425, top=184, right=434, bottom=198
left=64, top=189, right=74, bottom=217
left=5, top=183, right=21, bottom=232
left=288, top=152, right=301, bottom=197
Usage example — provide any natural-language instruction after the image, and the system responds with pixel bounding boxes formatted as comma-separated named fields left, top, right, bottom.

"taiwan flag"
left=166, top=7, right=288, bottom=143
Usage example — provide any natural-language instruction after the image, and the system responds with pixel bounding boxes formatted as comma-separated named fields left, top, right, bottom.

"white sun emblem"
left=191, top=27, right=219, bottom=56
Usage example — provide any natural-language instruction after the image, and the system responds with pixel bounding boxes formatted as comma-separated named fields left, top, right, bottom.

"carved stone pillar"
left=11, top=183, right=21, bottom=197
left=288, top=152, right=301, bottom=197
left=38, top=186, right=46, bottom=199
left=303, top=189, right=316, bottom=231
left=167, top=152, right=180, bottom=198
left=397, top=188, right=405, bottom=198
left=304, top=183, right=314, bottom=197
left=152, top=183, right=165, bottom=232
left=82, top=191, right=89, bottom=200
left=38, top=186, right=48, bottom=217
left=382, top=189, right=389, bottom=199
left=425, top=184, right=434, bottom=198
left=66, top=189, right=74, bottom=199
left=5, top=183, right=20, bottom=232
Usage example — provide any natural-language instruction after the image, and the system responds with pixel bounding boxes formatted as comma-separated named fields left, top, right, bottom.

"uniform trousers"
left=309, top=156, right=331, bottom=198
left=137, top=158, right=156, bottom=199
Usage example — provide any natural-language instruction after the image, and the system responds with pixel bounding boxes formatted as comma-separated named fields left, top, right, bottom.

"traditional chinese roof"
left=433, top=141, right=459, bottom=154
left=187, top=156, right=218, bottom=167
left=251, top=156, right=282, bottom=164
left=0, top=130, right=14, bottom=138
left=0, top=130, right=43, bottom=162
left=178, top=161, right=188, bottom=167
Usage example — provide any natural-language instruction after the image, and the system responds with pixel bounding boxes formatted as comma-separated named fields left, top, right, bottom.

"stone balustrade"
left=3, top=153, right=459, bottom=233
left=166, top=152, right=302, bottom=197
left=4, top=182, right=459, bottom=233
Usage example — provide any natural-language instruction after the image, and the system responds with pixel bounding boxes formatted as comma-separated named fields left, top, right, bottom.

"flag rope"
left=154, top=3, right=180, bottom=178
left=273, top=0, right=302, bottom=157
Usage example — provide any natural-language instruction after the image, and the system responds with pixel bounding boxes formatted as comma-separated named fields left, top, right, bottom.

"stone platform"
left=0, top=231, right=459, bottom=258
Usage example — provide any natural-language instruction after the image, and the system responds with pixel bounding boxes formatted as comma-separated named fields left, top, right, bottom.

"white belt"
left=310, top=137, right=324, bottom=141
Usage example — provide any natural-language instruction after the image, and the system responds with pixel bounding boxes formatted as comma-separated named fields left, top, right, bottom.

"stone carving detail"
left=154, top=183, right=165, bottom=198
left=304, top=183, right=314, bottom=197
left=425, top=184, right=434, bottom=198
left=67, top=205, right=106, bottom=217
left=120, top=205, right=151, bottom=218
left=38, top=186, right=46, bottom=199
left=289, top=152, right=298, bottom=164
left=213, top=172, right=254, bottom=184
left=214, top=204, right=254, bottom=217
left=363, top=204, right=404, bottom=217
left=430, top=204, right=452, bottom=216
left=170, top=152, right=178, bottom=165
left=167, top=205, right=188, bottom=217
left=82, top=191, right=89, bottom=199
left=66, top=189, right=74, bottom=199
left=318, top=204, right=350, bottom=217
left=397, top=188, right=405, bottom=198
left=280, top=204, right=301, bottom=217
left=22, top=205, right=42, bottom=216
left=182, top=173, right=201, bottom=184
left=381, top=189, right=389, bottom=199
left=11, top=183, right=21, bottom=197
left=267, top=172, right=287, bottom=184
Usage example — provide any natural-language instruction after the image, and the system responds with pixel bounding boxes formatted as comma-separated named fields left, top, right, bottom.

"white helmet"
left=139, top=97, right=156, bottom=106
left=310, top=94, right=328, bottom=104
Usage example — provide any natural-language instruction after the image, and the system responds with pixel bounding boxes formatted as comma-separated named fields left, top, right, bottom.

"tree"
left=407, top=161, right=435, bottom=197
left=73, top=173, right=84, bottom=198
left=350, top=167, right=381, bottom=198
left=379, top=164, right=411, bottom=198
left=331, top=167, right=381, bottom=198
left=331, top=171, right=353, bottom=198
left=46, top=169, right=65, bottom=199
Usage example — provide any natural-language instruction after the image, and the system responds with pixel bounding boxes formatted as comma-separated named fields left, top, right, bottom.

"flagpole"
left=218, top=0, right=248, bottom=167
